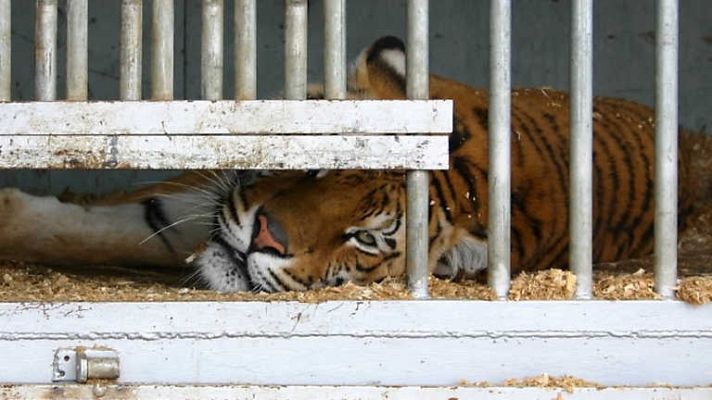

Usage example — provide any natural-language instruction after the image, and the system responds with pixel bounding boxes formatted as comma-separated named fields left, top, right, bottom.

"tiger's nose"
left=251, top=210, right=288, bottom=256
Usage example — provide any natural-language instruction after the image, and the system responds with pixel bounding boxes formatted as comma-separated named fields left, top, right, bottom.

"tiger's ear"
left=351, top=36, right=407, bottom=99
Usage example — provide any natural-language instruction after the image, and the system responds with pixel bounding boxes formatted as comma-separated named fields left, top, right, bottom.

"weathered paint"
left=0, top=100, right=452, bottom=135
left=2, top=384, right=712, bottom=400
left=0, top=135, right=449, bottom=169
left=0, top=301, right=710, bottom=385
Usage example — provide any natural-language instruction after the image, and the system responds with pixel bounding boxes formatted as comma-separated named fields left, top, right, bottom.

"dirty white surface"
left=0, top=301, right=710, bottom=386
left=0, top=100, right=451, bottom=135
left=2, top=385, right=712, bottom=400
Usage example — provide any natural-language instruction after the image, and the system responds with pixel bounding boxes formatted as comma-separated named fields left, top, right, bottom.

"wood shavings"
left=677, top=277, right=712, bottom=304
left=460, top=374, right=602, bottom=392
left=508, top=268, right=576, bottom=300
left=502, top=374, right=603, bottom=393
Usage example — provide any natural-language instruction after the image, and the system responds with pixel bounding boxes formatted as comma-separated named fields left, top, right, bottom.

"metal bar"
left=324, top=0, right=346, bottom=99
left=284, top=0, right=307, bottom=100
left=152, top=0, right=174, bottom=100
left=0, top=135, right=449, bottom=170
left=0, top=100, right=452, bottom=135
left=569, top=0, right=593, bottom=299
left=234, top=0, right=256, bottom=100
left=406, top=0, right=429, bottom=299
left=487, top=0, right=511, bottom=299
left=0, top=0, right=10, bottom=101
left=120, top=0, right=142, bottom=101
left=35, top=0, right=57, bottom=101
left=201, top=0, right=223, bottom=100
left=66, top=0, right=88, bottom=100
left=654, top=0, right=679, bottom=299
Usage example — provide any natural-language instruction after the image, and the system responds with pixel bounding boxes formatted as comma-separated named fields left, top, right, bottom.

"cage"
left=0, top=0, right=711, bottom=398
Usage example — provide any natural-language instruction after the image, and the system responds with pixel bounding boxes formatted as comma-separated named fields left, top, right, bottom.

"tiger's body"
left=0, top=36, right=707, bottom=292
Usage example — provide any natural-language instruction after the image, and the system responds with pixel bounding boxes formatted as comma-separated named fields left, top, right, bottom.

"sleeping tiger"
left=0, top=36, right=708, bottom=292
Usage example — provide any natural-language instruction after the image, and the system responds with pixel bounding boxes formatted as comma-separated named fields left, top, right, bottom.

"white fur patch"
left=194, top=241, right=251, bottom=292
left=433, top=235, right=488, bottom=279
left=380, top=49, right=406, bottom=78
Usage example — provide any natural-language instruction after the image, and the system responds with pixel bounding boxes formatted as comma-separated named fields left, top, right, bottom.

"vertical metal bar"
left=201, top=0, right=223, bottom=100
left=0, top=0, right=10, bottom=101
left=324, top=0, right=346, bottom=99
left=487, top=0, right=511, bottom=300
left=234, top=0, right=256, bottom=100
left=654, top=0, right=679, bottom=299
left=66, top=0, right=88, bottom=100
left=35, top=0, right=58, bottom=101
left=152, top=0, right=174, bottom=100
left=120, top=0, right=142, bottom=101
left=569, top=0, right=593, bottom=299
left=284, top=0, right=307, bottom=100
left=406, top=0, right=429, bottom=299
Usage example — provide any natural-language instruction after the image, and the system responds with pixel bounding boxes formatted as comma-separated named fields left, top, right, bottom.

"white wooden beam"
left=2, top=385, right=711, bottom=400
left=0, top=135, right=448, bottom=169
left=0, top=100, right=452, bottom=135
left=0, top=301, right=710, bottom=385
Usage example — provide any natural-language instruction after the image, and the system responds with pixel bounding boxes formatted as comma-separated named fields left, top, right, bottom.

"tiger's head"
left=194, top=36, right=472, bottom=292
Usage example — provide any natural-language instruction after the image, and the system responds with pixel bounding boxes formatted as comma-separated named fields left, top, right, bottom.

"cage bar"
left=201, top=0, right=223, bottom=101
left=0, top=0, right=10, bottom=101
left=152, top=0, right=174, bottom=100
left=35, top=0, right=57, bottom=101
left=654, top=0, right=679, bottom=299
left=487, top=0, right=511, bottom=299
left=66, top=0, right=88, bottom=100
left=120, top=0, right=142, bottom=101
left=405, top=0, right=430, bottom=299
left=284, top=0, right=307, bottom=100
left=234, top=0, right=256, bottom=100
left=569, top=0, right=593, bottom=299
left=324, top=0, right=346, bottom=99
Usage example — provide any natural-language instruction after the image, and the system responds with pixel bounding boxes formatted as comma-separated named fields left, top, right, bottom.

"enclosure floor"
left=1, top=202, right=710, bottom=304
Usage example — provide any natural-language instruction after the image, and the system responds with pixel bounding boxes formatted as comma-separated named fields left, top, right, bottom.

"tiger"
left=0, top=35, right=708, bottom=293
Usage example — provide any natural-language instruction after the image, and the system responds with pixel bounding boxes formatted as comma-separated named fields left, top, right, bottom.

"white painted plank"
left=0, top=100, right=452, bottom=135
left=2, top=385, right=712, bottom=400
left=0, top=301, right=710, bottom=385
left=0, top=135, right=449, bottom=169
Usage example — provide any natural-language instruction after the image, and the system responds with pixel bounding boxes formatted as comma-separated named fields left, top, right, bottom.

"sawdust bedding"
left=1, top=201, right=711, bottom=304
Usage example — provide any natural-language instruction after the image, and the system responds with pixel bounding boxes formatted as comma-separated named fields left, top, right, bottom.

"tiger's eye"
left=356, top=231, right=377, bottom=246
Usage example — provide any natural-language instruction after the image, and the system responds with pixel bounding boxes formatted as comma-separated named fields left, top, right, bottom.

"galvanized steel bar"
left=324, top=0, right=346, bottom=99
left=654, top=0, right=679, bottom=299
left=406, top=0, right=430, bottom=299
left=120, top=0, right=142, bottom=101
left=34, top=0, right=57, bottom=101
left=0, top=0, right=10, bottom=101
left=569, top=0, right=593, bottom=299
left=66, top=0, right=88, bottom=100
left=152, top=0, right=174, bottom=100
left=487, top=0, right=511, bottom=299
left=284, top=0, right=307, bottom=100
left=234, top=0, right=256, bottom=100
left=201, top=0, right=223, bottom=100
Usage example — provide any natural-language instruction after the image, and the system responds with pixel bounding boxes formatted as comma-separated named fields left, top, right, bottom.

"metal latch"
left=53, top=347, right=120, bottom=383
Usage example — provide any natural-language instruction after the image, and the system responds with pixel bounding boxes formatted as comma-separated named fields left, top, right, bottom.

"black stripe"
left=431, top=172, right=453, bottom=222
left=281, top=267, right=311, bottom=288
left=226, top=193, right=241, bottom=226
left=141, top=198, right=176, bottom=253
left=268, top=268, right=288, bottom=292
